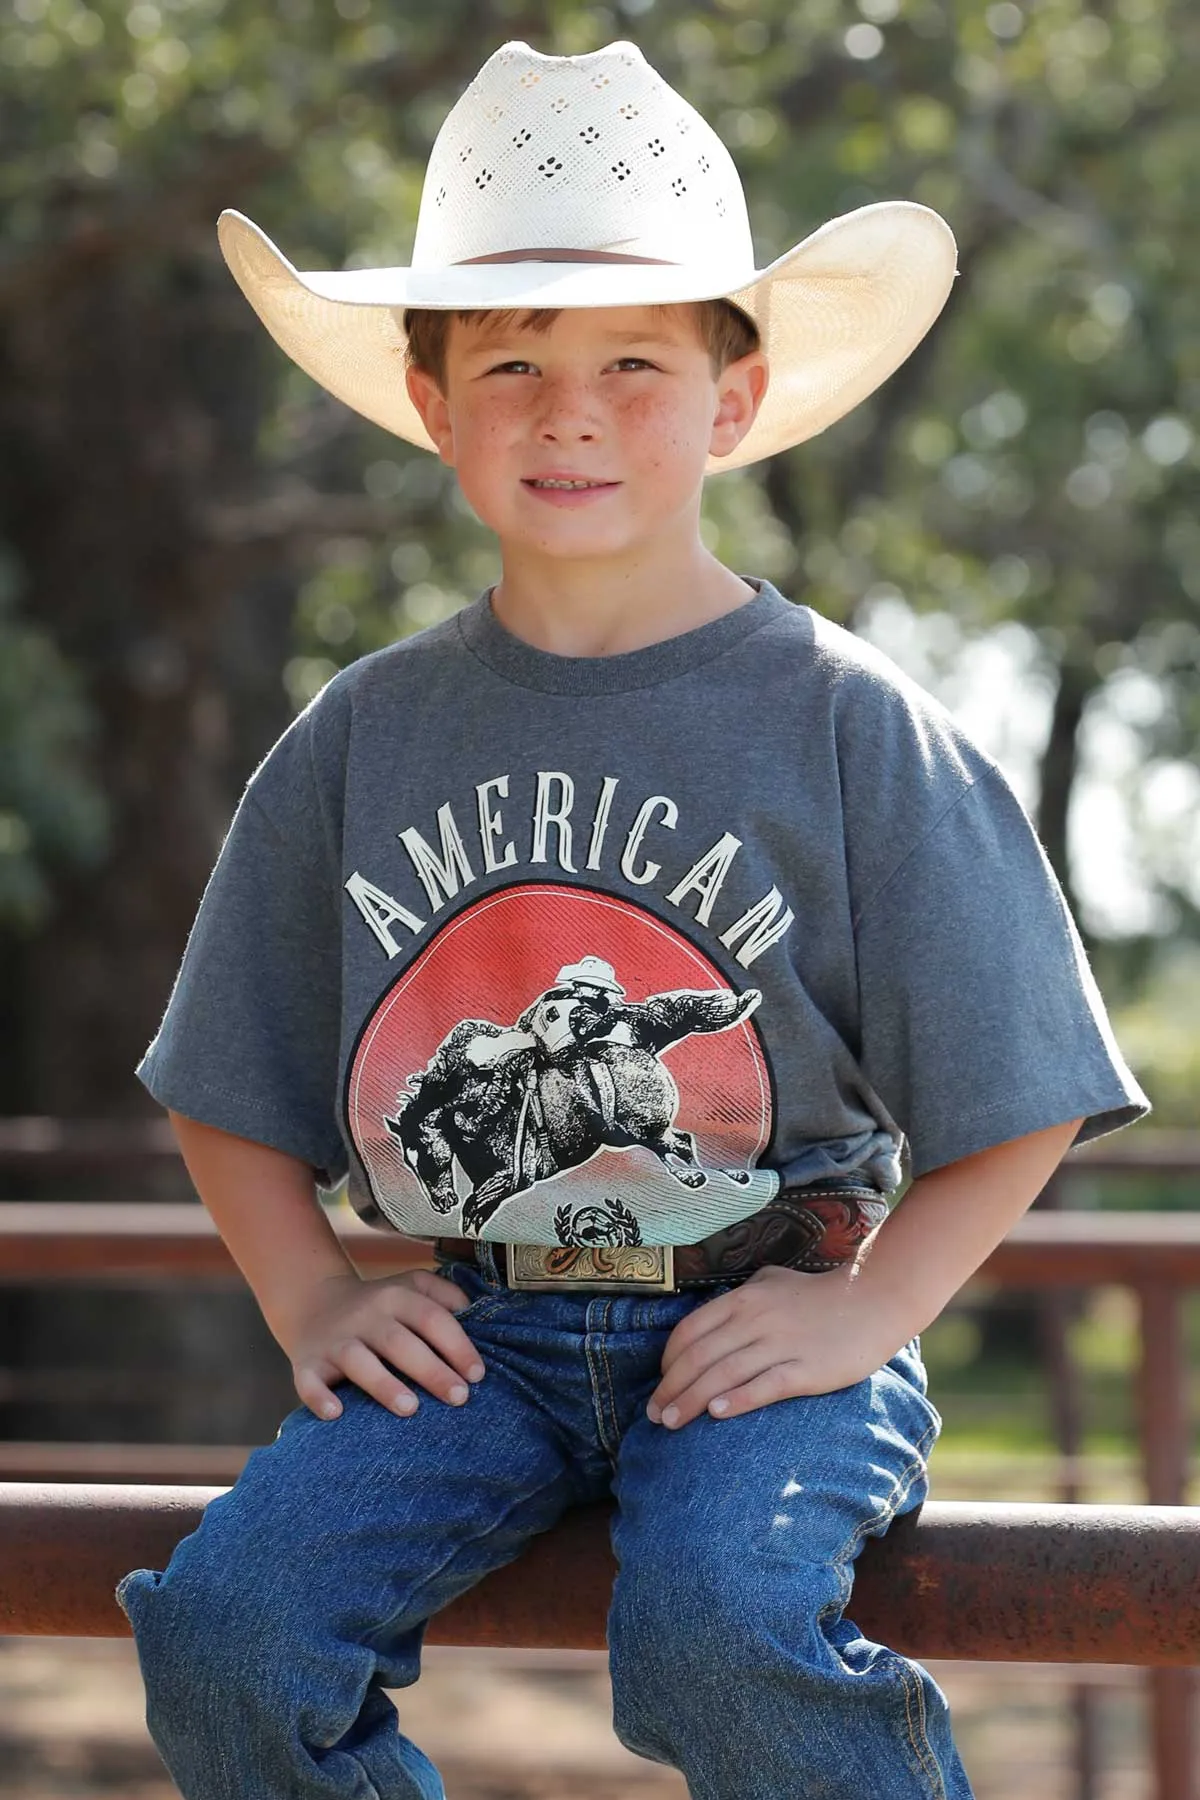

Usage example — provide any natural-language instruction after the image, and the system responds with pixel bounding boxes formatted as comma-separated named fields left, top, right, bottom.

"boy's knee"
left=118, top=1540, right=302, bottom=1714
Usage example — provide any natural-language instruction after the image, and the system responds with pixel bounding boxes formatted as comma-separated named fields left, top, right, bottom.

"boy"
left=118, top=40, right=1148, bottom=1800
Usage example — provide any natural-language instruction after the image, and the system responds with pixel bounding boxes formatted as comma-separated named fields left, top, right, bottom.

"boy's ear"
left=405, top=364, right=456, bottom=466
left=708, top=351, right=770, bottom=462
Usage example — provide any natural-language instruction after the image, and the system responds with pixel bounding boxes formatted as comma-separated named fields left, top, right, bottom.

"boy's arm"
left=168, top=1112, right=486, bottom=1420
left=648, top=1117, right=1082, bottom=1428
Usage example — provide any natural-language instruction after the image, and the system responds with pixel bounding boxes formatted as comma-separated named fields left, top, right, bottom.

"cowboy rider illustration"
left=384, top=957, right=761, bottom=1235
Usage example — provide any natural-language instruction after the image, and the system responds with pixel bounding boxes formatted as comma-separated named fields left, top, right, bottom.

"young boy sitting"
left=118, top=39, right=1148, bottom=1800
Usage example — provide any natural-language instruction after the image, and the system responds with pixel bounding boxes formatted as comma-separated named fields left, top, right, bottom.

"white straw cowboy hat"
left=217, top=40, right=957, bottom=473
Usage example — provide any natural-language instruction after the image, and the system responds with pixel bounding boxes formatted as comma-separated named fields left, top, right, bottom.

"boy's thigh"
left=609, top=1340, right=940, bottom=1632
left=133, top=1299, right=587, bottom=1669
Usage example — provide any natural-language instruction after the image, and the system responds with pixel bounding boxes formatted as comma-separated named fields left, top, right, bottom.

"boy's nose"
left=539, top=422, right=598, bottom=442
left=535, top=381, right=602, bottom=441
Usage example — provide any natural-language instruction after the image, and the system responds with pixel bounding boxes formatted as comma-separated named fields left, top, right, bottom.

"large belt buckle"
left=506, top=1242, right=676, bottom=1294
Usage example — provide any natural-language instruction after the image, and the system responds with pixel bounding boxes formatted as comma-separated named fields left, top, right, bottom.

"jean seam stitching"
left=455, top=1292, right=507, bottom=1325
left=818, top=1421, right=944, bottom=1796
left=890, top=1644, right=947, bottom=1799
left=822, top=1436, right=930, bottom=1590
left=598, top=1300, right=620, bottom=1458
left=907, top=1656, right=947, bottom=1799
left=584, top=1303, right=618, bottom=1461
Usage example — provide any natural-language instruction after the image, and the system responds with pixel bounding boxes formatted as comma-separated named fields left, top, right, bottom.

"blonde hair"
left=402, top=300, right=759, bottom=391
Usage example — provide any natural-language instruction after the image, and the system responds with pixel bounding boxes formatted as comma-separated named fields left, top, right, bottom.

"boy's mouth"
left=521, top=476, right=621, bottom=508
left=523, top=477, right=619, bottom=491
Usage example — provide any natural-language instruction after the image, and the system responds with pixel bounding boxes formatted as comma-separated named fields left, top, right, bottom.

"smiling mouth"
left=523, top=478, right=619, bottom=490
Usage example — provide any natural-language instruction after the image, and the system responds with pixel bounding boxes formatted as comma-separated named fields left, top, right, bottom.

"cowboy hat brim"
left=217, top=201, right=956, bottom=472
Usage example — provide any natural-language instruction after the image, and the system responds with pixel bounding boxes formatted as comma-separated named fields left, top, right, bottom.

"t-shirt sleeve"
left=853, top=766, right=1150, bottom=1178
left=136, top=713, right=347, bottom=1186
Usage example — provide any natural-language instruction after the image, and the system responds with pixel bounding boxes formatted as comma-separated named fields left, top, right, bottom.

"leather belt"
left=434, top=1186, right=888, bottom=1292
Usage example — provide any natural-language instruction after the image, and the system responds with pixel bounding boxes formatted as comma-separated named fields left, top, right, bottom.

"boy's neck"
left=490, top=541, right=757, bottom=659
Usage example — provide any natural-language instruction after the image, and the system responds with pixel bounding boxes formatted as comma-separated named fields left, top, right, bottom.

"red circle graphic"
left=347, top=883, right=775, bottom=1240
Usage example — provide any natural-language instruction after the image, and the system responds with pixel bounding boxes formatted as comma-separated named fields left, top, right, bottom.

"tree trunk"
left=1037, top=654, right=1095, bottom=947
left=0, top=245, right=294, bottom=1124
left=0, top=239, right=300, bottom=1443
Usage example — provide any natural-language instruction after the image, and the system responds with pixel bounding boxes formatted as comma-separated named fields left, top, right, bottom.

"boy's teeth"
left=531, top=478, right=604, bottom=489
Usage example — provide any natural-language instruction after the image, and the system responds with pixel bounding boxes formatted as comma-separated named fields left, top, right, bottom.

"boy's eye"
left=485, top=357, right=657, bottom=375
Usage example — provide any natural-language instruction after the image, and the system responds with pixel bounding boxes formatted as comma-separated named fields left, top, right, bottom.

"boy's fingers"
left=408, top=1268, right=475, bottom=1312
left=655, top=1321, right=755, bottom=1399
left=701, top=1362, right=809, bottom=1420
left=657, top=1292, right=737, bottom=1370
left=650, top=1345, right=771, bottom=1427
left=397, top=1296, right=486, bottom=1383
left=294, top=1365, right=344, bottom=1421
left=335, top=1339, right=421, bottom=1417
left=375, top=1322, right=474, bottom=1407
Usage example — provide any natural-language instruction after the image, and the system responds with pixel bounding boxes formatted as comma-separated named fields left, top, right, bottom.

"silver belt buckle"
left=507, top=1242, right=676, bottom=1293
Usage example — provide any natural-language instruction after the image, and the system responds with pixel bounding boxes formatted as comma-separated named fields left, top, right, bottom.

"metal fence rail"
left=3, top=1485, right=1199, bottom=1664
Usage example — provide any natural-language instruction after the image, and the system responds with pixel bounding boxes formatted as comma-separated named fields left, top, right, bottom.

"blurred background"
left=0, top=0, right=1197, bottom=1795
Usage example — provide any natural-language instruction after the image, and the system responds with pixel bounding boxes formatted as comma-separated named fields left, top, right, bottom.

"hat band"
left=455, top=247, right=676, bottom=266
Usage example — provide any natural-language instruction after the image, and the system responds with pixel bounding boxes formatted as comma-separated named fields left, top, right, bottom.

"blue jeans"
left=118, top=1260, right=973, bottom=1800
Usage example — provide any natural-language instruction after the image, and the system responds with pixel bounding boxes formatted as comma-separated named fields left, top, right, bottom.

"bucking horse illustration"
left=383, top=956, right=762, bottom=1236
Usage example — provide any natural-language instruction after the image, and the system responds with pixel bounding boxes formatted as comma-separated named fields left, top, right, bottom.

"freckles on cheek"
left=456, top=413, right=513, bottom=493
left=625, top=394, right=706, bottom=466
left=463, top=412, right=509, bottom=454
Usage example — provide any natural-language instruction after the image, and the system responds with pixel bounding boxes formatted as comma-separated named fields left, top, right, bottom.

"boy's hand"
left=647, top=1123, right=1086, bottom=1428
left=647, top=1265, right=901, bottom=1428
left=281, top=1269, right=486, bottom=1422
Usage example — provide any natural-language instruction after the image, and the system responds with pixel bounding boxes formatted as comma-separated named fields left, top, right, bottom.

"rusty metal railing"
left=2, top=1484, right=1199, bottom=1664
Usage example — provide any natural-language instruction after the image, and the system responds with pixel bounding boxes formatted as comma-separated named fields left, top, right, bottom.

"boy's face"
left=405, top=304, right=767, bottom=572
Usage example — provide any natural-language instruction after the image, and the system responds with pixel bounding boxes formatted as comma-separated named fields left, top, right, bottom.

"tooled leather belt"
left=434, top=1184, right=889, bottom=1289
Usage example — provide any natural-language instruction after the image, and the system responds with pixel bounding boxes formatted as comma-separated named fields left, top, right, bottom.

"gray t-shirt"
left=139, top=580, right=1148, bottom=1245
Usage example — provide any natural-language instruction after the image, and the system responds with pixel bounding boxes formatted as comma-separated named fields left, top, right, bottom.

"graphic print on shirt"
left=345, top=883, right=778, bottom=1245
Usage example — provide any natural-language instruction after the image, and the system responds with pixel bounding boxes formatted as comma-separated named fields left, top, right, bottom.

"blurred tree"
left=0, top=0, right=1196, bottom=1121
left=0, top=0, right=524, bottom=1110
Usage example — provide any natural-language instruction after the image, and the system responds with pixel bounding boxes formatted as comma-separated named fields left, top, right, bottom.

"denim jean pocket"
left=440, top=1262, right=530, bottom=1326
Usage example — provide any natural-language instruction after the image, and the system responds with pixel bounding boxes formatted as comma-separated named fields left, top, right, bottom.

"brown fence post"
left=1137, top=1281, right=1195, bottom=1800
left=1036, top=1173, right=1099, bottom=1800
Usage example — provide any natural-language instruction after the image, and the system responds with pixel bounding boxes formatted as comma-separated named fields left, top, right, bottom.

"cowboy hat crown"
left=409, top=40, right=756, bottom=279
left=216, top=40, right=957, bottom=471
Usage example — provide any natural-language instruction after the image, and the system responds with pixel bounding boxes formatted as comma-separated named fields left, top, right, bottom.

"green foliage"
left=1111, top=941, right=1200, bottom=1130
left=0, top=567, right=108, bottom=928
